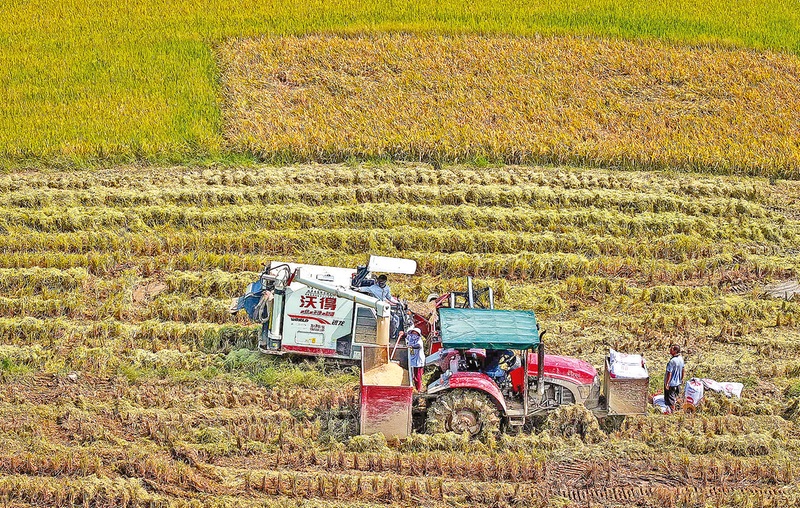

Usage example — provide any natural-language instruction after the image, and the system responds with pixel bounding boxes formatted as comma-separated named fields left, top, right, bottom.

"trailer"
left=359, top=345, right=413, bottom=437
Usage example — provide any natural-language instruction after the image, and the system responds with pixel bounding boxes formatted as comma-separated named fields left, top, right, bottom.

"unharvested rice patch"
left=219, top=34, right=800, bottom=177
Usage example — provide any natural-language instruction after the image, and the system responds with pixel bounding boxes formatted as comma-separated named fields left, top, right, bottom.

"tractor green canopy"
left=439, top=308, right=539, bottom=350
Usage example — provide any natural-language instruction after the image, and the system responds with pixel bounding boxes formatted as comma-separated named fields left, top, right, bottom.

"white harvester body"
left=249, top=257, right=415, bottom=360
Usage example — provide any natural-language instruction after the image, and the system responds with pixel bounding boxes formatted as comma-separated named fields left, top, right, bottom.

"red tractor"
left=361, top=308, right=648, bottom=437
left=423, top=308, right=601, bottom=435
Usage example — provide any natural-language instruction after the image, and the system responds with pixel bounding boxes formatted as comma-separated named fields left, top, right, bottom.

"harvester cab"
left=351, top=255, right=417, bottom=289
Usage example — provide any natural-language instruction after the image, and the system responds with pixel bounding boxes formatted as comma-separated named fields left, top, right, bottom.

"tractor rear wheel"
left=426, top=389, right=500, bottom=438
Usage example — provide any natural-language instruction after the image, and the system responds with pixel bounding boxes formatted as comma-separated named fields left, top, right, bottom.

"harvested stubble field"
left=220, top=34, right=800, bottom=177
left=1, top=163, right=800, bottom=507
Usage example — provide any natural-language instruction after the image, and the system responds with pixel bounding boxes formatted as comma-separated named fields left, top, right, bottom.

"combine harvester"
left=233, top=256, right=649, bottom=437
left=233, top=256, right=424, bottom=360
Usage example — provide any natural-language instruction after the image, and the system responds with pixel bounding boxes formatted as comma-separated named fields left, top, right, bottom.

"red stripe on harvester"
left=283, top=345, right=337, bottom=356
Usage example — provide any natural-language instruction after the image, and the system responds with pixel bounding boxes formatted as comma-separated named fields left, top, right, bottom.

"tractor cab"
left=425, top=308, right=544, bottom=431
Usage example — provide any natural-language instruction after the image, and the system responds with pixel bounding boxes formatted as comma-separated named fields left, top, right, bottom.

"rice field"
left=2, top=0, right=799, bottom=169
left=220, top=34, right=800, bottom=177
left=5, top=0, right=800, bottom=505
left=1, top=163, right=800, bottom=507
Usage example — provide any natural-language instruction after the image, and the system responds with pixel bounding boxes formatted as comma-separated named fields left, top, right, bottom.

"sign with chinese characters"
left=283, top=287, right=354, bottom=351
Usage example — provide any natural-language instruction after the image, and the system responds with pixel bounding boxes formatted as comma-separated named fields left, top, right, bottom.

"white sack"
left=702, top=378, right=743, bottom=398
left=685, top=378, right=704, bottom=406
left=609, top=348, right=648, bottom=379
left=609, top=349, right=644, bottom=366
left=719, top=382, right=743, bottom=398
left=610, top=362, right=649, bottom=379
left=652, top=394, right=670, bottom=414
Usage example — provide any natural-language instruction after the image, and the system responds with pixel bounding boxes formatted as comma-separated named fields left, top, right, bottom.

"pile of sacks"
left=685, top=378, right=744, bottom=406
left=653, top=378, right=744, bottom=413
left=608, top=349, right=648, bottom=379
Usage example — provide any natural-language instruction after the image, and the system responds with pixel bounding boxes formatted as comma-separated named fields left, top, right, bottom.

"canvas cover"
left=439, top=308, right=539, bottom=350
left=233, top=279, right=264, bottom=320
left=367, top=255, right=417, bottom=275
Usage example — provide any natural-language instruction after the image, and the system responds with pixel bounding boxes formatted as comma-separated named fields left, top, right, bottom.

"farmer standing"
left=406, top=327, right=426, bottom=391
left=664, top=344, right=685, bottom=413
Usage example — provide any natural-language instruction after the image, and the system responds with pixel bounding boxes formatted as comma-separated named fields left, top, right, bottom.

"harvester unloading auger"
left=232, top=256, right=650, bottom=438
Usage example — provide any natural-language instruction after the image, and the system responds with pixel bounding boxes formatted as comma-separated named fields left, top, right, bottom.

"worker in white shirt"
left=406, top=327, right=426, bottom=391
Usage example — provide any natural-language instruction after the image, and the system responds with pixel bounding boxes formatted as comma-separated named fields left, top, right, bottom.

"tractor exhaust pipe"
left=537, top=341, right=545, bottom=397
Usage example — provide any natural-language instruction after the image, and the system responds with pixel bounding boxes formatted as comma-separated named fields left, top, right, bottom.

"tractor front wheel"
left=426, top=389, right=500, bottom=438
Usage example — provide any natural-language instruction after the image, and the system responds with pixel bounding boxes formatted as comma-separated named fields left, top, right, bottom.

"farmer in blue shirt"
left=406, top=327, right=426, bottom=391
left=362, top=274, right=394, bottom=302
left=664, top=344, right=685, bottom=413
